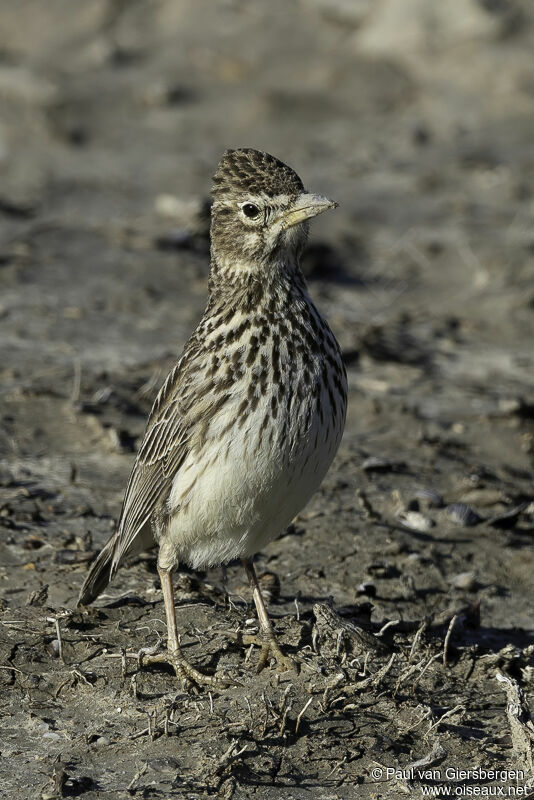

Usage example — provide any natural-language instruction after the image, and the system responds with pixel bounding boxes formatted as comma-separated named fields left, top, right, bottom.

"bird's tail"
left=77, top=538, right=116, bottom=606
left=77, top=523, right=155, bottom=606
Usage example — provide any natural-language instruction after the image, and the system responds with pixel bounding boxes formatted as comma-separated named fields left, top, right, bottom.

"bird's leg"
left=242, top=558, right=295, bottom=673
left=140, top=566, right=232, bottom=689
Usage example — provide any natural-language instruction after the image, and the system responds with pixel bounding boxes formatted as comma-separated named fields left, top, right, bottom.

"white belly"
left=160, top=383, right=344, bottom=570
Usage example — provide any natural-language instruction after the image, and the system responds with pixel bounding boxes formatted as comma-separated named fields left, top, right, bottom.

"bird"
left=77, top=148, right=347, bottom=687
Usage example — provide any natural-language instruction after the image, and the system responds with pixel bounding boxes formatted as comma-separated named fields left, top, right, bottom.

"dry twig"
left=496, top=671, right=534, bottom=773
left=442, top=614, right=459, bottom=667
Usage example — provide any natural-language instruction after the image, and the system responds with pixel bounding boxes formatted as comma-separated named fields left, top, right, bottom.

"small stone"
left=153, top=195, right=210, bottom=236
left=459, top=488, right=505, bottom=507
left=22, top=535, right=45, bottom=550
left=362, top=456, right=405, bottom=473
left=446, top=504, right=482, bottom=527
left=258, top=571, right=280, bottom=603
left=406, top=552, right=422, bottom=562
left=42, top=731, right=62, bottom=741
left=356, top=581, right=376, bottom=597
left=414, top=488, right=444, bottom=509
left=50, top=639, right=61, bottom=656
left=362, top=456, right=391, bottom=472
left=95, top=736, right=110, bottom=747
left=26, top=584, right=49, bottom=606
left=398, top=511, right=435, bottom=532
left=367, top=561, right=397, bottom=579
left=488, top=503, right=528, bottom=530
left=54, top=549, right=95, bottom=564
left=449, top=571, right=477, bottom=591
left=497, top=397, right=534, bottom=418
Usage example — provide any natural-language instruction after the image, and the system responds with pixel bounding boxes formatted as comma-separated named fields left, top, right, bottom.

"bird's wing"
left=109, top=359, right=192, bottom=573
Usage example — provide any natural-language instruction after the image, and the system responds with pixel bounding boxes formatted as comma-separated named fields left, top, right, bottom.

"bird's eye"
left=241, top=203, right=260, bottom=219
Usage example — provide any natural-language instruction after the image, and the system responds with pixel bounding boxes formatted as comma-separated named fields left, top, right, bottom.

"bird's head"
left=210, top=148, right=336, bottom=285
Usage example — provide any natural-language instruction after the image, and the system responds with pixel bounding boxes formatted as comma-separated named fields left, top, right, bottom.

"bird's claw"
left=256, top=641, right=299, bottom=674
left=238, top=632, right=298, bottom=674
left=140, top=649, right=239, bottom=691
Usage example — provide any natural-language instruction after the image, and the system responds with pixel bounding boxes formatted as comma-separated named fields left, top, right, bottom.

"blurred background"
left=1, top=0, right=533, bottom=378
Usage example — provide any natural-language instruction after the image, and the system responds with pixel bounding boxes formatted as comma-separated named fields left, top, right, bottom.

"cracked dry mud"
left=1, top=2, right=534, bottom=798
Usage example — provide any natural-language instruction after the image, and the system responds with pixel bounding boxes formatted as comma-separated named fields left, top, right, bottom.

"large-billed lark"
left=78, top=148, right=347, bottom=686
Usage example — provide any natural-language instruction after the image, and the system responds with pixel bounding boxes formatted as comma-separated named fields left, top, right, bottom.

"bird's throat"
left=208, top=253, right=306, bottom=318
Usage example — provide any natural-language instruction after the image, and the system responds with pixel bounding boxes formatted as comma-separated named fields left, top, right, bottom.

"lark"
left=78, top=148, right=347, bottom=686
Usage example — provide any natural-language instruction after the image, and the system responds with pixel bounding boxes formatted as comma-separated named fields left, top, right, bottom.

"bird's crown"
left=212, top=148, right=304, bottom=199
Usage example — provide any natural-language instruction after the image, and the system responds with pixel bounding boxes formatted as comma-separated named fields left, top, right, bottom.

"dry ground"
left=1, top=2, right=534, bottom=798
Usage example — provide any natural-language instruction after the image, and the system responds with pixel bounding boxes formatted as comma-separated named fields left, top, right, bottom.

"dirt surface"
left=1, top=2, right=534, bottom=798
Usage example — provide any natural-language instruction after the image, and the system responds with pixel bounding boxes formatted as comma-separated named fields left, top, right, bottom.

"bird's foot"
left=257, top=641, right=298, bottom=674
left=240, top=632, right=298, bottom=674
left=140, top=649, right=238, bottom=691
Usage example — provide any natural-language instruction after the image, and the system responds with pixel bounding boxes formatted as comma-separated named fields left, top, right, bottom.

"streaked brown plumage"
left=78, top=148, right=347, bottom=685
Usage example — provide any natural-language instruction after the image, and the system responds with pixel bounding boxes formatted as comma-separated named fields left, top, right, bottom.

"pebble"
left=153, top=195, right=210, bottom=235
left=398, top=510, right=435, bottom=532
left=362, top=456, right=391, bottom=472
left=356, top=581, right=376, bottom=597
left=42, top=731, right=62, bottom=741
left=96, top=736, right=110, bottom=747
left=406, top=552, right=422, bottom=562
left=414, top=488, right=443, bottom=509
left=258, top=571, right=280, bottom=603
left=446, top=503, right=482, bottom=527
left=362, top=456, right=404, bottom=473
left=488, top=503, right=528, bottom=530
left=449, top=571, right=477, bottom=591
left=367, top=561, right=396, bottom=579
left=459, top=488, right=505, bottom=507
left=54, top=549, right=95, bottom=564
left=498, top=397, right=529, bottom=417
left=499, top=397, right=534, bottom=419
